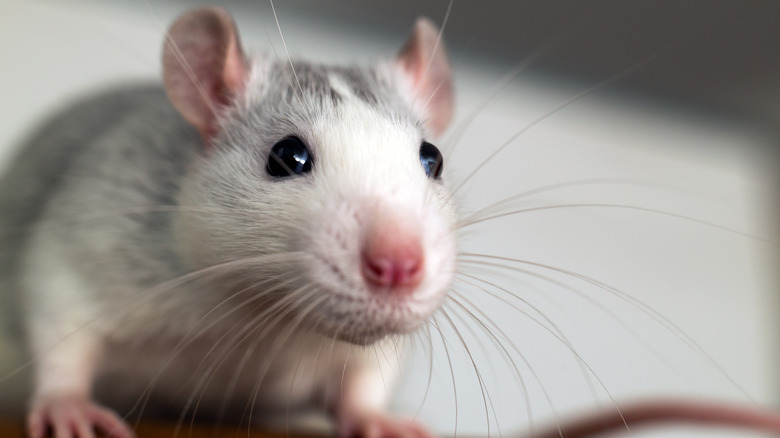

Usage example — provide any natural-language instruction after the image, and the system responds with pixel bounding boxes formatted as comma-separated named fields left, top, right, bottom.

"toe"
left=50, top=405, right=74, bottom=438
left=86, top=405, right=134, bottom=438
left=28, top=408, right=46, bottom=438
left=72, top=415, right=96, bottom=438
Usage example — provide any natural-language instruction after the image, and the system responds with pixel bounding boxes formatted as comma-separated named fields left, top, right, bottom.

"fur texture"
left=0, top=17, right=457, bottom=432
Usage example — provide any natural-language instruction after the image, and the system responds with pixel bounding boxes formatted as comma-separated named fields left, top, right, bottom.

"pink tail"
left=525, top=399, right=780, bottom=438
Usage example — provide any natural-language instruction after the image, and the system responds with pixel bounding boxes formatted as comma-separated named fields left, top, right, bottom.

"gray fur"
left=0, top=85, right=194, bottom=337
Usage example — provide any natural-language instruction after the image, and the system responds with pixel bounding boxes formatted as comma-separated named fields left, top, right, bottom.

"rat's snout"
left=304, top=190, right=454, bottom=342
left=360, top=212, right=425, bottom=293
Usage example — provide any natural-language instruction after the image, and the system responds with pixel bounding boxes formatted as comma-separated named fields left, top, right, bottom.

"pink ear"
left=163, top=7, right=248, bottom=141
left=397, top=18, right=454, bottom=137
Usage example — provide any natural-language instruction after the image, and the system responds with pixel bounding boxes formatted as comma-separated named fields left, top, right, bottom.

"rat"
left=0, top=6, right=455, bottom=438
left=2, top=6, right=780, bottom=438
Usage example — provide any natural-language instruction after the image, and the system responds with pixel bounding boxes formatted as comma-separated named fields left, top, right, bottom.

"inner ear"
left=162, top=7, right=248, bottom=141
left=397, top=18, right=454, bottom=137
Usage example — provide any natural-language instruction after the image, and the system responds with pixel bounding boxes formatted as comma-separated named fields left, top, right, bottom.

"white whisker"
left=449, top=49, right=670, bottom=198
left=460, top=252, right=759, bottom=404
left=437, top=307, right=498, bottom=438
left=269, top=0, right=304, bottom=99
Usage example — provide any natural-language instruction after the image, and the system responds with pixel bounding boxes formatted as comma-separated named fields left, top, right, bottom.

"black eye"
left=266, top=136, right=313, bottom=178
left=419, top=141, right=443, bottom=179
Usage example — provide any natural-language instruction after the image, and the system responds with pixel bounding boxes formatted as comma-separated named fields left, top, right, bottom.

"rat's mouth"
left=332, top=327, right=391, bottom=346
left=301, top=242, right=452, bottom=345
left=305, top=292, right=439, bottom=346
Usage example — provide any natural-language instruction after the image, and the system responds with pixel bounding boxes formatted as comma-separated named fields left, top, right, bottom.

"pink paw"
left=27, top=395, right=134, bottom=438
left=339, top=412, right=435, bottom=438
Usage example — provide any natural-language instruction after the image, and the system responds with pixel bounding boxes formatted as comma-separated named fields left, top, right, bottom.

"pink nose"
left=361, top=233, right=424, bottom=291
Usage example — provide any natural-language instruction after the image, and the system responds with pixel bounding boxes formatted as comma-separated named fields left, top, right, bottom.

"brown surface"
left=0, top=417, right=322, bottom=438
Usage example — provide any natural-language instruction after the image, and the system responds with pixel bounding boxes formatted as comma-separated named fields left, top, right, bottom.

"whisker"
left=259, top=25, right=307, bottom=114
left=0, top=253, right=305, bottom=392
left=339, top=347, right=352, bottom=411
left=0, top=204, right=233, bottom=240
left=448, top=292, right=541, bottom=437
left=182, top=285, right=313, bottom=431
left=451, top=282, right=630, bottom=437
left=444, top=299, right=515, bottom=438
left=411, top=0, right=454, bottom=112
left=456, top=261, right=682, bottom=379
left=457, top=203, right=775, bottom=244
left=437, top=308, right=496, bottom=438
left=244, top=292, right=328, bottom=433
left=268, top=0, right=304, bottom=99
left=459, top=177, right=723, bottom=225
left=457, top=254, right=697, bottom=358
left=234, top=296, right=308, bottom=434
left=452, top=278, right=559, bottom=432
left=285, top=340, right=317, bottom=438
left=373, top=346, right=390, bottom=399
left=458, top=268, right=605, bottom=405
left=460, top=252, right=759, bottom=404
left=429, top=314, right=458, bottom=437
left=166, top=284, right=311, bottom=435
left=443, top=37, right=563, bottom=157
left=148, top=5, right=241, bottom=147
left=420, top=34, right=471, bottom=137
left=449, top=47, right=673, bottom=198
left=408, top=325, right=436, bottom=424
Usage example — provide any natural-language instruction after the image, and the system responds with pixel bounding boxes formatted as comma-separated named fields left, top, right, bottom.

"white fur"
left=304, top=97, right=456, bottom=322
left=15, top=12, right=457, bottom=433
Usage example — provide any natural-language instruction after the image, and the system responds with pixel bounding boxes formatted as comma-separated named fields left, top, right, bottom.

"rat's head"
left=166, top=8, right=456, bottom=345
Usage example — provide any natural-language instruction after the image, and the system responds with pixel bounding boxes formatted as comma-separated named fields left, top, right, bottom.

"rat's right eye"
left=266, top=137, right=313, bottom=178
left=419, top=141, right=443, bottom=179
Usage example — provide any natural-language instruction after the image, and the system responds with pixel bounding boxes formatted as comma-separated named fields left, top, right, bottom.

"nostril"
left=398, top=257, right=423, bottom=285
left=364, top=256, right=393, bottom=286
left=361, top=243, right=424, bottom=292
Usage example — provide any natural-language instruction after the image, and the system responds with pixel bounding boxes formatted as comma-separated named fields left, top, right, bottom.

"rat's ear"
left=397, top=18, right=454, bottom=137
left=163, top=7, right=247, bottom=141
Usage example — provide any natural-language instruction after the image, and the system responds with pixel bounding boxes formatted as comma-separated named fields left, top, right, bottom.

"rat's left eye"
left=267, top=136, right=313, bottom=178
left=419, top=141, right=443, bottom=179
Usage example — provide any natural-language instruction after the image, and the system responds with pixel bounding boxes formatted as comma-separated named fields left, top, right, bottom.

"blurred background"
left=1, top=1, right=778, bottom=437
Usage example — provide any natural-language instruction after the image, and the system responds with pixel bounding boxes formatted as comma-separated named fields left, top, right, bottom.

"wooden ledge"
left=0, top=417, right=324, bottom=438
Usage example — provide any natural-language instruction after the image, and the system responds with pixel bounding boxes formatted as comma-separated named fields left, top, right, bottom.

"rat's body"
left=1, top=8, right=457, bottom=438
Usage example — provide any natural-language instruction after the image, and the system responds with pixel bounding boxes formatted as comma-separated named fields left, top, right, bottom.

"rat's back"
left=0, top=85, right=196, bottom=336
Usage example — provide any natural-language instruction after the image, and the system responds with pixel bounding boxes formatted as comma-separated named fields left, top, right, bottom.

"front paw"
left=339, top=411, right=435, bottom=438
left=28, top=394, right=134, bottom=438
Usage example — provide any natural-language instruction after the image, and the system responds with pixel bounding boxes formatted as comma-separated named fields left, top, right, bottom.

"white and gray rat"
left=0, top=7, right=456, bottom=438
